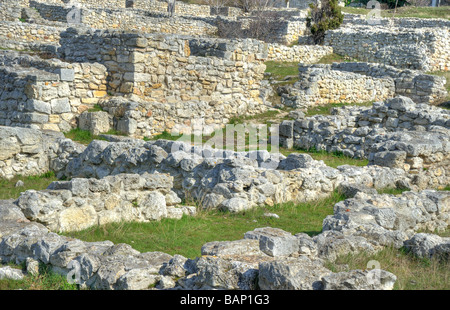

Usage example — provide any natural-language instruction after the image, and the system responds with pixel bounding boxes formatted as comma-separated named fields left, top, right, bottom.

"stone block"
left=79, top=111, right=110, bottom=136
left=51, top=98, right=71, bottom=114
left=57, top=68, right=75, bottom=82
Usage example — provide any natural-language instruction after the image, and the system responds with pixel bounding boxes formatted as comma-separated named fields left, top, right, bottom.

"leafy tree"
left=306, top=0, right=344, bottom=45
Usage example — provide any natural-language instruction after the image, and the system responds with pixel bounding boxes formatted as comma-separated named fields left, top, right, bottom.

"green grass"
left=264, top=61, right=300, bottom=84
left=315, top=53, right=360, bottom=64
left=63, top=128, right=112, bottom=145
left=63, top=190, right=344, bottom=259
left=376, top=187, right=410, bottom=196
left=341, top=6, right=450, bottom=20
left=0, top=263, right=79, bottom=290
left=325, top=245, right=450, bottom=290
left=146, top=130, right=180, bottom=141
left=87, top=104, right=104, bottom=112
left=0, top=171, right=58, bottom=200
left=280, top=146, right=369, bottom=168
left=304, top=101, right=374, bottom=117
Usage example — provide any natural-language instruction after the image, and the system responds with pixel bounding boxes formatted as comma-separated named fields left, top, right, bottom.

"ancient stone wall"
left=16, top=173, right=195, bottom=232
left=282, top=63, right=447, bottom=109
left=324, top=25, right=450, bottom=72
left=330, top=62, right=447, bottom=104
left=282, top=64, right=396, bottom=109
left=0, top=21, right=62, bottom=46
left=0, top=51, right=108, bottom=132
left=80, top=8, right=218, bottom=36
left=267, top=44, right=333, bottom=64
left=279, top=97, right=450, bottom=188
left=0, top=125, right=83, bottom=180
left=343, top=13, right=450, bottom=29
left=59, top=28, right=269, bottom=137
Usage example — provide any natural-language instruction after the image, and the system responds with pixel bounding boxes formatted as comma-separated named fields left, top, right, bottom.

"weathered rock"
left=404, top=233, right=450, bottom=260
left=0, top=266, right=25, bottom=281
left=192, top=256, right=259, bottom=290
left=161, top=254, right=189, bottom=278
left=201, top=239, right=263, bottom=257
left=115, top=268, right=161, bottom=290
left=322, top=269, right=397, bottom=290
left=245, top=227, right=299, bottom=257
left=337, top=182, right=378, bottom=198
left=258, top=256, right=332, bottom=290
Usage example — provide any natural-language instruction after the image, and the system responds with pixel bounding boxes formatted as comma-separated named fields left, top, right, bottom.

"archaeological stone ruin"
left=0, top=0, right=449, bottom=292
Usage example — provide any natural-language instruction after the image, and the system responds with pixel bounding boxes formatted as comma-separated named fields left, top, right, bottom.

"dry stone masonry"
left=281, top=63, right=447, bottom=109
left=323, top=16, right=450, bottom=72
left=0, top=0, right=449, bottom=291
left=279, top=97, right=450, bottom=189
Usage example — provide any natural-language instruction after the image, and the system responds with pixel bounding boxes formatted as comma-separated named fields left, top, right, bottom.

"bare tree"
left=206, top=0, right=230, bottom=10
left=217, top=0, right=284, bottom=43
left=167, top=0, right=176, bottom=17
left=236, top=0, right=273, bottom=12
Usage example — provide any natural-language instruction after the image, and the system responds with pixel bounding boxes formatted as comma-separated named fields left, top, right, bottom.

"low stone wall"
left=267, top=44, right=333, bottom=63
left=16, top=173, right=195, bottom=232
left=80, top=8, right=218, bottom=37
left=1, top=183, right=446, bottom=290
left=331, top=62, right=447, bottom=104
left=0, top=51, right=109, bottom=132
left=58, top=136, right=438, bottom=213
left=282, top=64, right=395, bottom=109
left=59, top=28, right=269, bottom=136
left=0, top=21, right=63, bottom=46
left=282, top=62, right=447, bottom=109
left=0, top=126, right=52, bottom=179
left=133, top=0, right=244, bottom=17
left=0, top=125, right=84, bottom=180
left=343, top=13, right=450, bottom=29
left=324, top=25, right=450, bottom=72
left=0, top=0, right=25, bottom=21
left=29, top=0, right=126, bottom=9
left=279, top=97, right=450, bottom=188
left=323, top=189, right=450, bottom=247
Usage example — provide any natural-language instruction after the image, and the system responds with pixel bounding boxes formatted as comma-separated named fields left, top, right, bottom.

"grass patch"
left=63, top=190, right=344, bottom=259
left=0, top=263, right=79, bottom=290
left=87, top=104, right=103, bottom=112
left=63, top=128, right=97, bottom=145
left=325, top=245, right=450, bottom=290
left=264, top=61, right=300, bottom=84
left=0, top=171, right=58, bottom=200
left=280, top=146, right=369, bottom=168
left=146, top=130, right=180, bottom=141
left=63, top=128, right=117, bottom=145
left=304, top=101, right=374, bottom=117
left=315, top=53, right=359, bottom=64
left=376, top=187, right=410, bottom=196
left=341, top=6, right=450, bottom=20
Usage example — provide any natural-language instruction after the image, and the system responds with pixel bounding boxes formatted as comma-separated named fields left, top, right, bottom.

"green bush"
left=307, top=0, right=344, bottom=45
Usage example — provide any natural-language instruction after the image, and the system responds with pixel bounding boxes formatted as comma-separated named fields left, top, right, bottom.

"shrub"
left=306, top=0, right=344, bottom=45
